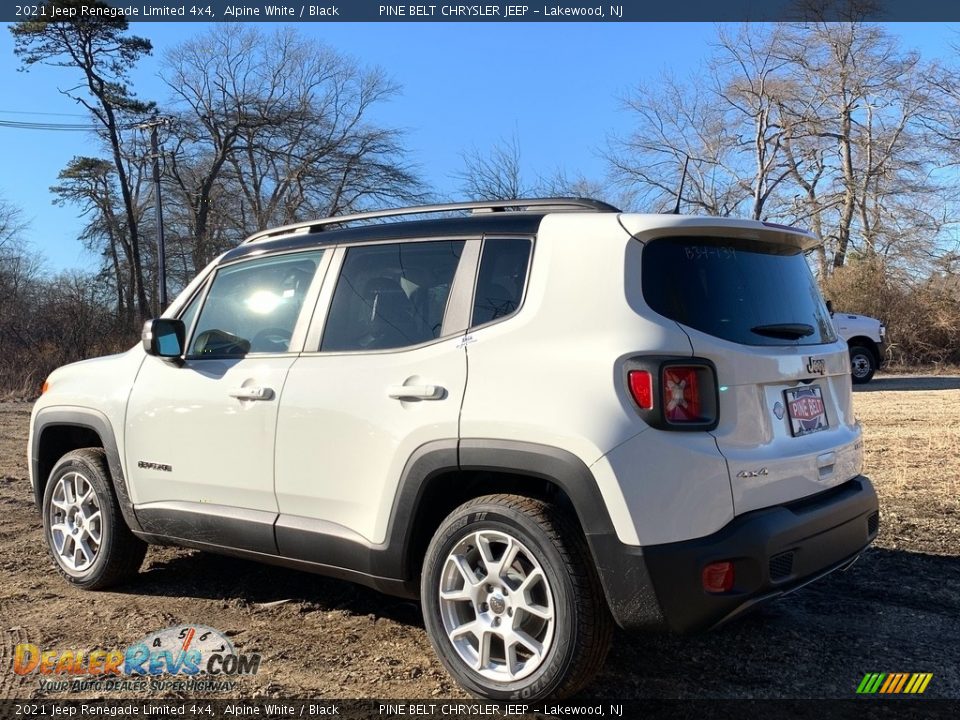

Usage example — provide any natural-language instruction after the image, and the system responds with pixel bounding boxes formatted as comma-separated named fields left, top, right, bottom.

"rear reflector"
left=627, top=370, right=654, bottom=410
left=702, top=561, right=734, bottom=593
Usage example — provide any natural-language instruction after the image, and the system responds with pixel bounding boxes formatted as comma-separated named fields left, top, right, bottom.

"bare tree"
left=775, top=22, right=940, bottom=271
left=12, top=0, right=155, bottom=320
left=455, top=134, right=616, bottom=205
left=608, top=75, right=744, bottom=215
left=610, top=21, right=946, bottom=276
left=162, top=26, right=424, bottom=273
left=0, top=196, right=27, bottom=254
left=609, top=26, right=801, bottom=219
left=456, top=134, right=531, bottom=200
left=51, top=157, right=131, bottom=320
left=710, top=24, right=796, bottom=220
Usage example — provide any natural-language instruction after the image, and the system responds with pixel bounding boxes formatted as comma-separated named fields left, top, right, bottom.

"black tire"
left=421, top=494, right=613, bottom=700
left=42, top=448, right=147, bottom=590
left=849, top=345, right=876, bottom=384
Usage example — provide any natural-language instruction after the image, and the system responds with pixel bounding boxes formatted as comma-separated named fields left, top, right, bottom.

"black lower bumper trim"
left=593, top=475, right=879, bottom=633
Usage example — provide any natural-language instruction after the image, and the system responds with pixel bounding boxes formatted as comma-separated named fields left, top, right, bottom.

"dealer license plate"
left=784, top=385, right=829, bottom=437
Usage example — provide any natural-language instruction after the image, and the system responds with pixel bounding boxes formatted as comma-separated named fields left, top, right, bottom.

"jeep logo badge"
left=806, top=357, right=826, bottom=375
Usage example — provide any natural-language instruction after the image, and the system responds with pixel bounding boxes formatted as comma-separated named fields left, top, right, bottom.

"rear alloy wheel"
left=438, top=529, right=555, bottom=683
left=42, top=448, right=146, bottom=589
left=849, top=345, right=876, bottom=384
left=421, top=494, right=612, bottom=699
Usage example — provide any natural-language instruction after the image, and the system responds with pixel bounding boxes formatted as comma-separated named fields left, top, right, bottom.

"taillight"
left=625, top=358, right=719, bottom=430
left=663, top=365, right=707, bottom=424
left=627, top=370, right=653, bottom=410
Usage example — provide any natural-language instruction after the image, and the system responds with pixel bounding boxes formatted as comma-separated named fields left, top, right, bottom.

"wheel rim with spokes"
left=48, top=471, right=103, bottom=573
left=438, top=529, right=555, bottom=682
left=852, top=353, right=872, bottom=378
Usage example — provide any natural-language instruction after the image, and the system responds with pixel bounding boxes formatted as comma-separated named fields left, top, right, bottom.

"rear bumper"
left=592, top=475, right=879, bottom=633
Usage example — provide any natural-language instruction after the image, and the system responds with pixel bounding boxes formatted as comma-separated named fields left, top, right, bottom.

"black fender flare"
left=379, top=438, right=621, bottom=580
left=455, top=438, right=618, bottom=538
left=378, top=438, right=662, bottom=629
left=31, top=407, right=143, bottom=534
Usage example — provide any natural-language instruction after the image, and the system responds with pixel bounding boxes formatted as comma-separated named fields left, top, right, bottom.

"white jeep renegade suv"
left=29, top=199, right=878, bottom=699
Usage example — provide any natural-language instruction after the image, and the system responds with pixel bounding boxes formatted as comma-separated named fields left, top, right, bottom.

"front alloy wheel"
left=42, top=448, right=146, bottom=589
left=49, top=471, right=103, bottom=573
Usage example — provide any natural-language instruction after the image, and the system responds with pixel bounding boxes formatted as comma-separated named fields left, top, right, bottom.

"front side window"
left=321, top=240, right=465, bottom=352
left=188, top=251, right=322, bottom=357
left=177, top=287, right=203, bottom=338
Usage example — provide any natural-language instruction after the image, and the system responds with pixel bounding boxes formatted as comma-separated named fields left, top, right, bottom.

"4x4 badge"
left=806, top=357, right=826, bottom=375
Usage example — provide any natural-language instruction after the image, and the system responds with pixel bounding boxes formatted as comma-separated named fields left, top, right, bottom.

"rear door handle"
left=387, top=384, right=444, bottom=400
left=229, top=386, right=274, bottom=401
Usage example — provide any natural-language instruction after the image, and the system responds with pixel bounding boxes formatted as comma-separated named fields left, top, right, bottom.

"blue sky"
left=0, top=22, right=956, bottom=272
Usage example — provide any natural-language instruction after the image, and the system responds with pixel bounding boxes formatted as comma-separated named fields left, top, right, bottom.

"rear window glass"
left=641, top=237, right=836, bottom=346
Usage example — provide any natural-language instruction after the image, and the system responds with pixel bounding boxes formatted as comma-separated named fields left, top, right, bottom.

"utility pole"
left=137, top=116, right=171, bottom=311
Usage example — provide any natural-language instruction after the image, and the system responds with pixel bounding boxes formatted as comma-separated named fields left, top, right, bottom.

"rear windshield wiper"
left=750, top=323, right=815, bottom=340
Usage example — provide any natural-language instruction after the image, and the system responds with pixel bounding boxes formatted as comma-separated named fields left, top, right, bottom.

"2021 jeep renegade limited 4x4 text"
left=30, top=199, right=879, bottom=699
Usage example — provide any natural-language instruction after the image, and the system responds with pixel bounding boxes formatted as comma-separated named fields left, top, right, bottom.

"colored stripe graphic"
left=857, top=673, right=932, bottom=694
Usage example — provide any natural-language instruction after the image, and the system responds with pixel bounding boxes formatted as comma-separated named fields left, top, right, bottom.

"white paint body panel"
left=29, top=349, right=145, bottom=495
left=589, top=430, right=733, bottom=546
left=125, top=355, right=294, bottom=510
left=459, top=214, right=732, bottom=546
left=275, top=336, right=467, bottom=544
left=683, top=327, right=863, bottom=514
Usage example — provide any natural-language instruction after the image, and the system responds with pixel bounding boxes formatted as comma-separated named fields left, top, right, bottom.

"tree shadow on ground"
left=855, top=375, right=960, bottom=392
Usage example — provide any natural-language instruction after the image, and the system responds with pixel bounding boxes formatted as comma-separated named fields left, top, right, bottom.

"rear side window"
left=471, top=238, right=532, bottom=327
left=642, top=237, right=836, bottom=346
left=321, top=240, right=465, bottom=352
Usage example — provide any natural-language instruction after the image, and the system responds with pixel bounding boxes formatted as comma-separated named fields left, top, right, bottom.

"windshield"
left=641, top=236, right=836, bottom=346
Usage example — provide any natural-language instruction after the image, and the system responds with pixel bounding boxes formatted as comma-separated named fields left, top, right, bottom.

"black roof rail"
left=241, top=197, right=620, bottom=245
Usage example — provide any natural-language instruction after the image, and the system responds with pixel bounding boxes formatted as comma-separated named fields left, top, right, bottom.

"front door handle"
left=387, top=384, right=444, bottom=400
left=229, top=386, right=274, bottom=401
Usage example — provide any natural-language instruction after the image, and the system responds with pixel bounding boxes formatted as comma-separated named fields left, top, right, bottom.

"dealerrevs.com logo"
left=12, top=625, right=260, bottom=693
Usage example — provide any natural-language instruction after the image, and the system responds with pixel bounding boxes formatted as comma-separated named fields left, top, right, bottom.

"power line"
left=0, top=119, right=99, bottom=131
left=0, top=109, right=90, bottom=118
left=0, top=119, right=144, bottom=132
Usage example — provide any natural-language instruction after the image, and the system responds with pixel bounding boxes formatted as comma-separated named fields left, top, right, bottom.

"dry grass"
left=853, top=377, right=960, bottom=555
left=859, top=392, right=960, bottom=489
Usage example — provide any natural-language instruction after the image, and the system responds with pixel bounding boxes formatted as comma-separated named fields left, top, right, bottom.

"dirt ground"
left=1, top=374, right=958, bottom=699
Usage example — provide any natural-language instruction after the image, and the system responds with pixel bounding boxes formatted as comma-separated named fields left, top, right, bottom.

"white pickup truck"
left=829, top=303, right=887, bottom=384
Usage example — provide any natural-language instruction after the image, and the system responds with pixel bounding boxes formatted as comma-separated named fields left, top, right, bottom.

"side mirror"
left=825, top=300, right=834, bottom=315
left=142, top=318, right=185, bottom=359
